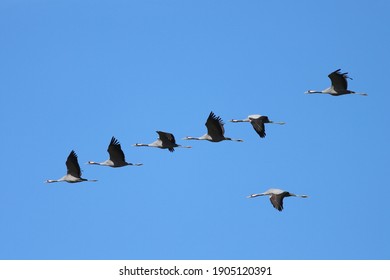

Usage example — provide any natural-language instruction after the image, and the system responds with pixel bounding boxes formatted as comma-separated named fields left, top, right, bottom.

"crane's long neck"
left=305, top=90, right=324, bottom=94
left=183, top=136, right=203, bottom=140
left=230, top=119, right=250, bottom=123
left=46, top=179, right=62, bottom=183
left=88, top=161, right=101, bottom=165
left=133, top=143, right=151, bottom=147
left=247, top=193, right=266, bottom=198
left=46, top=175, right=69, bottom=183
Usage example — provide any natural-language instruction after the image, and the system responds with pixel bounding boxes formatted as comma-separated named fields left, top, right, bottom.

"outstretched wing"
left=66, top=150, right=82, bottom=178
left=250, top=116, right=269, bottom=138
left=157, top=131, right=176, bottom=152
left=157, top=131, right=176, bottom=145
left=108, top=136, right=126, bottom=164
left=328, top=69, right=351, bottom=91
left=205, top=111, right=225, bottom=138
left=269, top=194, right=284, bottom=211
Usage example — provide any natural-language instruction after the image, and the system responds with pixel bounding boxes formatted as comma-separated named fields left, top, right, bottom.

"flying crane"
left=88, top=136, right=143, bottom=167
left=305, top=69, right=367, bottom=96
left=46, top=150, right=97, bottom=183
left=247, top=188, right=308, bottom=211
left=134, top=131, right=191, bottom=152
left=183, top=111, right=243, bottom=142
left=230, top=114, right=285, bottom=138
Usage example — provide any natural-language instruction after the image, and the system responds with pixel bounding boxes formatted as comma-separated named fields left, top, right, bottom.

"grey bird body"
left=247, top=188, right=308, bottom=211
left=46, top=150, right=97, bottom=183
left=89, top=136, right=143, bottom=167
left=230, top=114, right=285, bottom=138
left=305, top=69, right=367, bottom=96
left=134, top=131, right=191, bottom=152
left=184, top=111, right=244, bottom=142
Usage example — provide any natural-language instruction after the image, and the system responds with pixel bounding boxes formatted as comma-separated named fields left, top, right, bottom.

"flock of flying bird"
left=46, top=69, right=367, bottom=211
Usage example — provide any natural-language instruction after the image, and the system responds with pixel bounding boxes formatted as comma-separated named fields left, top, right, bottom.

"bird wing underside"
left=328, top=69, right=351, bottom=91
left=250, top=118, right=266, bottom=138
left=270, top=194, right=284, bottom=211
left=66, top=150, right=82, bottom=178
left=157, top=131, right=176, bottom=152
left=206, top=111, right=225, bottom=138
left=157, top=131, right=176, bottom=145
left=108, top=137, right=126, bottom=163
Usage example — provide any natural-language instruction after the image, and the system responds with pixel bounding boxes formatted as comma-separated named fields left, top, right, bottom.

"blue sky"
left=0, top=0, right=389, bottom=260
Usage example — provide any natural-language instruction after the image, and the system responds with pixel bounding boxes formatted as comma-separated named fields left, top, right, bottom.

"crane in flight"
left=46, top=150, right=97, bottom=183
left=230, top=114, right=285, bottom=138
left=134, top=131, right=191, bottom=152
left=247, top=188, right=308, bottom=211
left=88, top=136, right=143, bottom=167
left=183, top=111, right=243, bottom=142
left=305, top=69, right=367, bottom=96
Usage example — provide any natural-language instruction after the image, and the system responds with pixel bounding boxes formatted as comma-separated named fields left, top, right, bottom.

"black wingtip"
left=273, top=204, right=283, bottom=211
left=110, top=136, right=120, bottom=146
left=209, top=111, right=224, bottom=125
left=333, top=69, right=353, bottom=80
left=69, top=150, right=78, bottom=158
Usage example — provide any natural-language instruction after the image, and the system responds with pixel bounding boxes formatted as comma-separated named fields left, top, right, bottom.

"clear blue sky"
left=0, top=0, right=389, bottom=260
